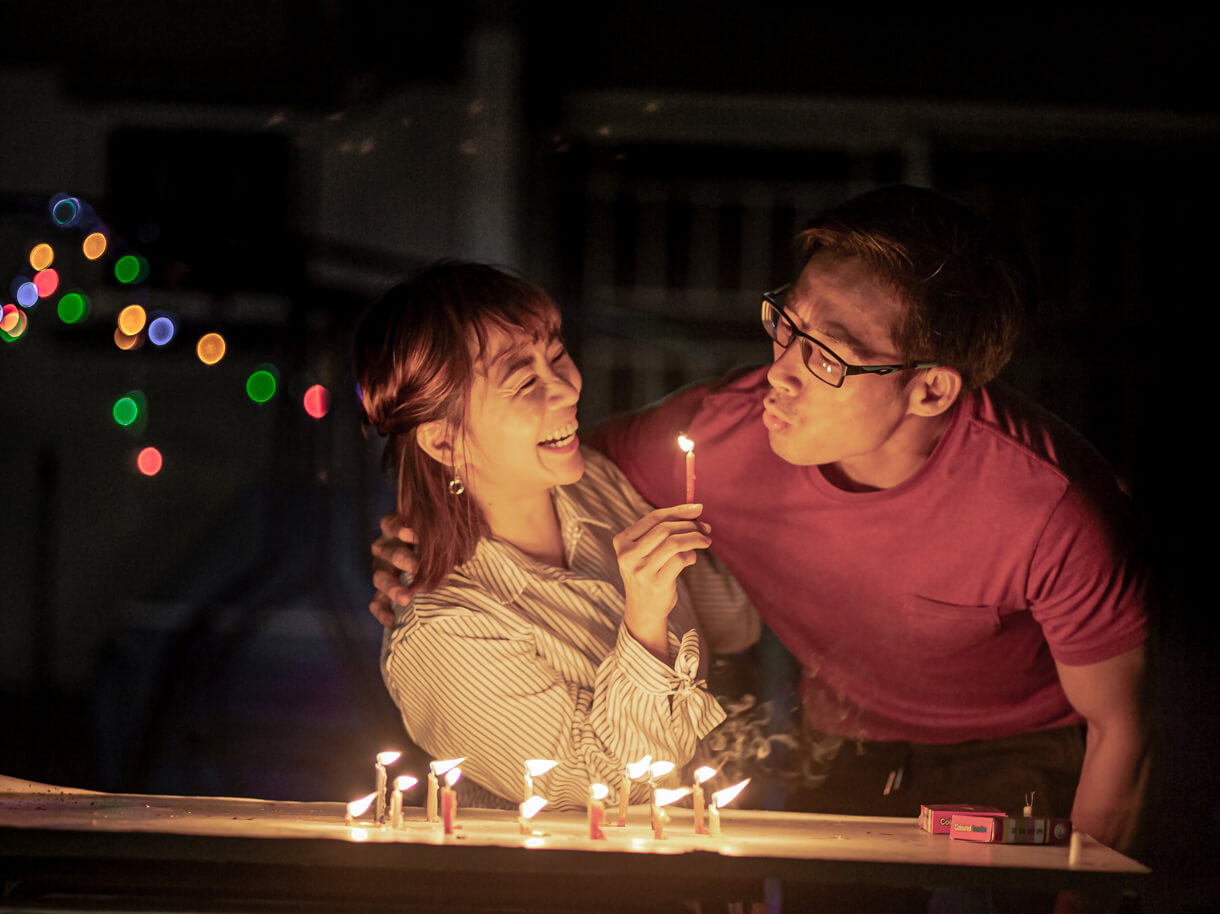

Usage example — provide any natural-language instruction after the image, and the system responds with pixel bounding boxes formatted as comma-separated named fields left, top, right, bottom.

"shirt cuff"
left=615, top=625, right=727, bottom=737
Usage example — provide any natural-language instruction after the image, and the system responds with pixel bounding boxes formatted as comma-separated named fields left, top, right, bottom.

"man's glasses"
left=761, top=284, right=937, bottom=388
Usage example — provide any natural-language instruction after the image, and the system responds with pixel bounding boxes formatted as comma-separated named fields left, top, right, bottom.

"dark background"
left=0, top=4, right=1214, bottom=910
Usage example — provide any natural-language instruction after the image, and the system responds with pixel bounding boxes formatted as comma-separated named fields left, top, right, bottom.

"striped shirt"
left=381, top=446, right=759, bottom=810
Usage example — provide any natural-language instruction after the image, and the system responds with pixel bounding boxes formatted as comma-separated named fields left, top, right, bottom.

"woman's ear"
left=906, top=365, right=963, bottom=418
left=416, top=419, right=457, bottom=466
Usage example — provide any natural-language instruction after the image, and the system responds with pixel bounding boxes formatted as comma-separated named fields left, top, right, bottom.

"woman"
left=354, top=262, right=758, bottom=809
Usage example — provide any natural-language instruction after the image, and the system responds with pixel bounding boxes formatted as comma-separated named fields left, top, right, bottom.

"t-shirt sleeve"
left=1026, top=478, right=1151, bottom=666
left=585, top=381, right=711, bottom=510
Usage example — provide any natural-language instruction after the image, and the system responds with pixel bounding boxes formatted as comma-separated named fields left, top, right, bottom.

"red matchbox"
left=949, top=813, right=1072, bottom=845
left=918, top=804, right=1004, bottom=835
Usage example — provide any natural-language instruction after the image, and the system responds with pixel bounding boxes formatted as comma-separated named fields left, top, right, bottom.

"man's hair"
left=797, top=185, right=1035, bottom=390
left=353, top=261, right=560, bottom=590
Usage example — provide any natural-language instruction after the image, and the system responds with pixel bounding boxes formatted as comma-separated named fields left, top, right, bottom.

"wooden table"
left=0, top=776, right=1148, bottom=912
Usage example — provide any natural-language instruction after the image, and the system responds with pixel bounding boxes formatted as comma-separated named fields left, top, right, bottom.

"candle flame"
left=394, top=775, right=418, bottom=791
left=654, top=787, right=691, bottom=808
left=347, top=791, right=377, bottom=817
left=430, top=757, right=465, bottom=776
left=678, top=433, right=694, bottom=454
left=525, top=758, right=559, bottom=777
left=625, top=755, right=652, bottom=779
left=649, top=760, right=675, bottom=779
left=711, top=778, right=750, bottom=809
left=694, top=766, right=717, bottom=784
left=520, top=795, right=547, bottom=819
left=590, top=783, right=610, bottom=801
left=376, top=750, right=401, bottom=766
left=445, top=767, right=463, bottom=787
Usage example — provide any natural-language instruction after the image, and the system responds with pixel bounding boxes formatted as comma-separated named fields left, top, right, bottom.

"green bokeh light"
left=114, top=256, right=140, bottom=284
left=113, top=397, right=139, bottom=426
left=57, top=292, right=88, bottom=323
left=246, top=369, right=278, bottom=404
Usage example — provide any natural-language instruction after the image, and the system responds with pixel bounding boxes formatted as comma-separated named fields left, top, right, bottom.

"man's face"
left=763, top=250, right=917, bottom=472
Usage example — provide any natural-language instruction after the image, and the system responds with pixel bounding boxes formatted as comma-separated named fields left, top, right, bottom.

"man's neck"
left=828, top=408, right=955, bottom=492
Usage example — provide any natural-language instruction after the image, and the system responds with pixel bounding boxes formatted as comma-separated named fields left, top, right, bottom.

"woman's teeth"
left=538, top=422, right=577, bottom=447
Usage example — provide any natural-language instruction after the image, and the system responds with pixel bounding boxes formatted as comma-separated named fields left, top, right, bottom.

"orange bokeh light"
left=196, top=332, right=226, bottom=365
left=30, top=243, right=54, bottom=271
left=82, top=232, right=108, bottom=260
left=117, top=305, right=147, bottom=336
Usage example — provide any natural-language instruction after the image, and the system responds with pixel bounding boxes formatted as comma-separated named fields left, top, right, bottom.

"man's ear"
left=907, top=365, right=963, bottom=418
left=416, top=419, right=458, bottom=466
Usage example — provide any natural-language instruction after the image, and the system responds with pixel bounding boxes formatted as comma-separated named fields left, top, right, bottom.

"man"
left=371, top=186, right=1150, bottom=853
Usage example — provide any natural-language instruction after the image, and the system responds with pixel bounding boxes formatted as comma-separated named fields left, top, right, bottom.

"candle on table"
left=523, top=759, right=558, bottom=803
left=519, top=795, right=547, bottom=836
left=707, top=778, right=750, bottom=837
left=374, top=751, right=401, bottom=823
left=618, top=755, right=651, bottom=827
left=692, top=766, right=716, bottom=835
left=427, top=757, right=464, bottom=823
left=345, top=791, right=377, bottom=827
left=677, top=433, right=696, bottom=503
left=390, top=775, right=417, bottom=829
left=652, top=788, right=691, bottom=840
left=647, top=760, right=675, bottom=834
left=588, top=783, right=609, bottom=840
left=441, top=767, right=462, bottom=835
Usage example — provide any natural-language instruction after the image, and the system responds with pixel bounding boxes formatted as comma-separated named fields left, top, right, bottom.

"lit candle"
left=692, top=766, right=716, bottom=835
left=345, top=791, right=377, bottom=826
left=427, top=757, right=464, bottom=823
left=441, top=767, right=462, bottom=835
left=523, top=758, right=559, bottom=803
left=588, top=783, right=609, bottom=840
left=677, top=433, right=696, bottom=503
left=652, top=787, right=691, bottom=840
left=619, top=755, right=651, bottom=827
left=648, top=760, right=675, bottom=834
left=519, top=795, right=547, bottom=836
left=707, top=778, right=750, bottom=837
left=390, top=775, right=417, bottom=829
left=374, top=751, right=401, bottom=823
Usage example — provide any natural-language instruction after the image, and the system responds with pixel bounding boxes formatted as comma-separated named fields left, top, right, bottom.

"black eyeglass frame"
left=761, top=284, right=938, bottom=389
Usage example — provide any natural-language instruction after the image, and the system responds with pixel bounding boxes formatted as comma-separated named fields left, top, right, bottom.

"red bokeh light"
left=303, top=384, right=331, bottom=419
left=137, top=446, right=163, bottom=476
left=33, top=268, right=60, bottom=298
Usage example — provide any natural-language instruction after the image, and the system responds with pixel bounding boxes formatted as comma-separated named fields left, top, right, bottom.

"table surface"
left=0, top=776, right=1149, bottom=909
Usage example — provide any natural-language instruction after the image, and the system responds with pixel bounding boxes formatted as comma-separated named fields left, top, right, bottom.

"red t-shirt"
left=591, top=366, right=1149, bottom=744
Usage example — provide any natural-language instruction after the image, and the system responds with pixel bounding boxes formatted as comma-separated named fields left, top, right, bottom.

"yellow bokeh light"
left=30, top=243, right=54, bottom=271
left=114, top=328, right=139, bottom=350
left=82, top=232, right=108, bottom=260
left=196, top=332, right=226, bottom=366
left=117, top=304, right=147, bottom=336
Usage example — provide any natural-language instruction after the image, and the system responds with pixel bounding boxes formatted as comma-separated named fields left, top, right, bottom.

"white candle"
left=619, top=755, right=651, bottom=827
left=523, top=758, right=559, bottom=803
left=390, top=775, right=417, bottom=829
left=652, top=787, right=691, bottom=839
left=692, top=766, right=716, bottom=835
left=519, top=795, right=547, bottom=836
left=374, top=751, right=400, bottom=824
left=345, top=791, right=377, bottom=827
left=708, top=778, right=750, bottom=837
left=647, top=760, right=675, bottom=833
left=428, top=757, right=464, bottom=823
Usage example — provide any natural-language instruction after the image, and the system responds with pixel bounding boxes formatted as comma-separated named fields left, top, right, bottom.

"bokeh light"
left=196, top=332, right=226, bottom=365
left=29, top=244, right=54, bottom=271
left=16, top=282, right=38, bottom=307
left=33, top=269, right=59, bottom=298
left=303, top=384, right=331, bottom=419
left=117, top=304, right=147, bottom=336
left=137, top=447, right=163, bottom=476
left=51, top=195, right=81, bottom=227
left=113, top=395, right=141, bottom=427
left=57, top=291, right=89, bottom=324
left=114, top=255, right=140, bottom=283
left=1, top=310, right=29, bottom=343
left=82, top=232, right=107, bottom=260
left=114, top=328, right=141, bottom=351
left=1, top=304, right=18, bottom=332
left=148, top=313, right=177, bottom=346
left=246, top=368, right=278, bottom=403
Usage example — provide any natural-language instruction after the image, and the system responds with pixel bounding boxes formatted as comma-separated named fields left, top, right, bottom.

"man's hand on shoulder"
left=370, top=512, right=420, bottom=629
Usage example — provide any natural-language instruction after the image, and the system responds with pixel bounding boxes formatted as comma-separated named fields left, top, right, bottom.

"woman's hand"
left=370, top=512, right=420, bottom=628
left=612, top=504, right=711, bottom=663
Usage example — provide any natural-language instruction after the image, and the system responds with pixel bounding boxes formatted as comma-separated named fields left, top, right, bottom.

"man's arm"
left=1054, top=643, right=1150, bottom=855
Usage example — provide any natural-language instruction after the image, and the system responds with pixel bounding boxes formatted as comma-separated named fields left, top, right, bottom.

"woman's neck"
left=477, top=488, right=567, bottom=569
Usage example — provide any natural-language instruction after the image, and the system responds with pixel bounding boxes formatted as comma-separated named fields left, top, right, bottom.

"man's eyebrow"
left=817, top=320, right=873, bottom=358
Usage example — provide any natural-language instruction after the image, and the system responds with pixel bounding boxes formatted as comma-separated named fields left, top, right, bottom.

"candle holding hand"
left=677, top=434, right=695, bottom=502
left=441, top=767, right=462, bottom=835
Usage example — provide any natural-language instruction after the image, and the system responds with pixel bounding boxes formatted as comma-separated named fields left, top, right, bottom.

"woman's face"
left=459, top=316, right=583, bottom=503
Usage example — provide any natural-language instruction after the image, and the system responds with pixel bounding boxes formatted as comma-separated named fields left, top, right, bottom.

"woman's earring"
left=448, top=475, right=465, bottom=496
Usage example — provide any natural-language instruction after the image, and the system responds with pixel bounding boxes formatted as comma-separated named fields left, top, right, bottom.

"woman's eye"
left=550, top=345, right=566, bottom=363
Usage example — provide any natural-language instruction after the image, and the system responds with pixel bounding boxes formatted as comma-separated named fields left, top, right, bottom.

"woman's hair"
left=353, top=261, right=560, bottom=590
